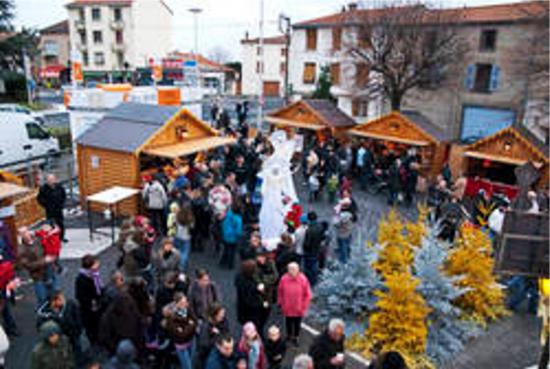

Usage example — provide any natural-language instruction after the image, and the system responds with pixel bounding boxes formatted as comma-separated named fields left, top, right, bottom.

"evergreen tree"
left=405, top=205, right=428, bottom=248
left=414, top=231, right=479, bottom=364
left=368, top=270, right=431, bottom=357
left=374, top=210, right=413, bottom=277
left=313, top=243, right=382, bottom=324
left=312, top=65, right=332, bottom=99
left=445, top=224, right=507, bottom=325
left=0, top=0, right=14, bottom=32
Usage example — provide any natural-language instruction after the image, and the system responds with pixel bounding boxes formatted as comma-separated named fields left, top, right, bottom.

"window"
left=473, top=64, right=492, bottom=92
left=330, top=63, right=340, bottom=85
left=25, top=122, right=49, bottom=140
left=479, top=29, right=497, bottom=52
left=280, top=62, right=286, bottom=75
left=115, top=30, right=123, bottom=44
left=332, top=27, right=342, bottom=50
left=79, top=30, right=86, bottom=44
left=82, top=51, right=89, bottom=66
left=352, top=99, right=369, bottom=117
left=116, top=51, right=124, bottom=67
left=93, top=31, right=102, bottom=44
left=355, top=63, right=369, bottom=88
left=43, top=41, right=59, bottom=56
left=113, top=8, right=122, bottom=21
left=94, top=52, right=105, bottom=65
left=78, top=8, right=85, bottom=21
left=91, top=8, right=101, bottom=21
left=306, top=29, right=317, bottom=50
left=303, top=62, right=316, bottom=84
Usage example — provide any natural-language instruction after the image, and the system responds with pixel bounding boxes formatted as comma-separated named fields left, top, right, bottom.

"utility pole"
left=23, top=50, right=33, bottom=105
left=189, top=7, right=203, bottom=89
left=257, top=0, right=264, bottom=130
left=279, top=13, right=291, bottom=104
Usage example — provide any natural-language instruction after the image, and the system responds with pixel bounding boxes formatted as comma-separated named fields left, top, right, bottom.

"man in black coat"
left=37, top=174, right=67, bottom=241
left=36, top=290, right=82, bottom=355
left=302, top=212, right=325, bottom=286
left=309, top=319, right=346, bottom=369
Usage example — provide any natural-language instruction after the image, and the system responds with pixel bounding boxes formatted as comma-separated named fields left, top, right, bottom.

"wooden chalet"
left=76, top=102, right=236, bottom=215
left=265, top=99, right=356, bottom=142
left=348, top=111, right=451, bottom=178
left=458, top=125, right=549, bottom=187
left=0, top=182, right=31, bottom=253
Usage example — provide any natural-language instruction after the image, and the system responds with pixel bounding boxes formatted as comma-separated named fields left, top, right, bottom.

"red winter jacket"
left=277, top=272, right=312, bottom=317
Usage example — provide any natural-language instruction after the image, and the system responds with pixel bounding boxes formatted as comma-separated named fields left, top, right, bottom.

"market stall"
left=348, top=111, right=450, bottom=178
left=76, top=102, right=236, bottom=215
left=0, top=182, right=31, bottom=256
left=459, top=126, right=549, bottom=196
left=265, top=99, right=356, bottom=146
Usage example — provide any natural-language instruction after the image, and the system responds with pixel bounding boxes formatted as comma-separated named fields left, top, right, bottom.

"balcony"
left=110, top=20, right=124, bottom=30
left=111, top=42, right=126, bottom=52
left=74, top=19, right=85, bottom=30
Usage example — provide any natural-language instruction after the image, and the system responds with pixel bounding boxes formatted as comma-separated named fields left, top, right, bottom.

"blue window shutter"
left=464, top=64, right=476, bottom=90
left=489, top=64, right=500, bottom=91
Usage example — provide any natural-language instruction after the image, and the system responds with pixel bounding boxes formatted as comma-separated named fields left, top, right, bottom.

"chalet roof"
left=77, top=103, right=180, bottom=153
left=241, top=35, right=288, bottom=44
left=293, top=1, right=548, bottom=28
left=514, top=123, right=549, bottom=157
left=401, top=110, right=451, bottom=142
left=41, top=20, right=69, bottom=35
left=304, top=99, right=356, bottom=128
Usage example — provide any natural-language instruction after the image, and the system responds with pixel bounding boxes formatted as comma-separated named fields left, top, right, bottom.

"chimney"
left=348, top=2, right=358, bottom=11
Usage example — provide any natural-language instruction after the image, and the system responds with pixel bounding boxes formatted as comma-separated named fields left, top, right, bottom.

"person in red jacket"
left=35, top=223, right=63, bottom=274
left=277, top=262, right=312, bottom=346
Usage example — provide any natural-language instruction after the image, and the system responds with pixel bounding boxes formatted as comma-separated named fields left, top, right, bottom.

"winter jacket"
left=75, top=272, right=103, bottom=326
left=277, top=272, right=312, bottom=317
left=143, top=180, right=168, bottom=210
left=309, top=330, right=345, bottom=369
left=152, top=249, right=181, bottom=281
left=36, top=299, right=82, bottom=341
left=254, top=261, right=279, bottom=304
left=31, top=321, right=74, bottom=369
left=37, top=183, right=66, bottom=218
left=17, top=240, right=47, bottom=281
left=205, top=347, right=236, bottom=369
left=333, top=211, right=354, bottom=240
left=303, top=222, right=326, bottom=256
left=103, top=339, right=140, bottom=369
left=163, top=305, right=198, bottom=345
left=235, top=273, right=264, bottom=325
left=197, top=319, right=230, bottom=363
left=221, top=210, right=243, bottom=244
left=188, top=280, right=221, bottom=321
left=265, top=338, right=286, bottom=368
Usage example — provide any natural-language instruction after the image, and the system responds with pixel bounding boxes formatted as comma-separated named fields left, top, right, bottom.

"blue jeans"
left=336, top=237, right=351, bottom=264
left=302, top=255, right=319, bottom=286
left=174, top=237, right=191, bottom=271
left=34, top=266, right=59, bottom=307
left=506, top=276, right=539, bottom=313
left=176, top=344, right=193, bottom=369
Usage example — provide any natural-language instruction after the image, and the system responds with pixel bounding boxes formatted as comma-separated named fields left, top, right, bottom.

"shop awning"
left=39, top=65, right=66, bottom=79
left=349, top=130, right=431, bottom=146
left=463, top=150, right=544, bottom=167
left=265, top=116, right=325, bottom=131
left=143, top=136, right=236, bottom=159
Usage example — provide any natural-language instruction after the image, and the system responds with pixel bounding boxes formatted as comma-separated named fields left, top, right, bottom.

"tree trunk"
left=390, top=93, right=402, bottom=111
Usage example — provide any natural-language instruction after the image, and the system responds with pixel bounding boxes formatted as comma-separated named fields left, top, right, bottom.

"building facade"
left=288, top=1, right=548, bottom=141
left=66, top=0, right=173, bottom=80
left=38, top=20, right=70, bottom=84
left=241, top=34, right=288, bottom=97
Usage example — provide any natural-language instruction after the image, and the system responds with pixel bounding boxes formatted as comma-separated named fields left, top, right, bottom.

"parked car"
left=0, top=113, right=60, bottom=167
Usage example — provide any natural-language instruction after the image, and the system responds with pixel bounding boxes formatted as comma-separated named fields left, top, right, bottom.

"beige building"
left=66, top=0, right=173, bottom=81
left=38, top=20, right=70, bottom=84
left=289, top=1, right=549, bottom=141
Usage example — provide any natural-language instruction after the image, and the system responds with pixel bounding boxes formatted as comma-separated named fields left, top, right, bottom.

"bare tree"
left=208, top=46, right=231, bottom=64
left=345, top=1, right=468, bottom=110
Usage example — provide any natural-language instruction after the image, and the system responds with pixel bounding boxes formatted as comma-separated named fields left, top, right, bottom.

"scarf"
left=249, top=340, right=261, bottom=369
left=79, top=268, right=103, bottom=296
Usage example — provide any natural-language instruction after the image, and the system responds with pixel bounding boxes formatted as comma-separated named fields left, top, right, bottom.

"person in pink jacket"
left=277, top=262, right=312, bottom=346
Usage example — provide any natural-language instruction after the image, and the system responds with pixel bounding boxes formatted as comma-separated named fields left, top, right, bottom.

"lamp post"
left=188, top=7, right=202, bottom=88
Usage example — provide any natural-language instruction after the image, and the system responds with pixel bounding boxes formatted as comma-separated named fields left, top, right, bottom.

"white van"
left=0, top=112, right=60, bottom=167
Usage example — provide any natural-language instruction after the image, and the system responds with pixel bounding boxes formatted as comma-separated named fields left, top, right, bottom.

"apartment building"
left=66, top=0, right=173, bottom=81
left=38, top=20, right=70, bottom=84
left=289, top=1, right=549, bottom=141
left=241, top=34, right=288, bottom=97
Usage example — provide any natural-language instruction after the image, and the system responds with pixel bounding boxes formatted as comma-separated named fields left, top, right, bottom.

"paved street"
left=5, top=180, right=543, bottom=369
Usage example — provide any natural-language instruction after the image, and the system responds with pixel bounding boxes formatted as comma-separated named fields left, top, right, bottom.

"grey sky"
left=13, top=0, right=519, bottom=61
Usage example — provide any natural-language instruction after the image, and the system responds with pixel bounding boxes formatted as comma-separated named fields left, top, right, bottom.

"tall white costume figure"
left=258, top=130, right=298, bottom=244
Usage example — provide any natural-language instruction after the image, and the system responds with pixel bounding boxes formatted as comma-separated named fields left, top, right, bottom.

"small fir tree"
left=374, top=210, right=414, bottom=277
left=414, top=231, right=480, bottom=364
left=367, top=271, right=431, bottom=357
left=313, top=243, right=382, bottom=324
left=312, top=65, right=333, bottom=99
left=406, top=204, right=428, bottom=248
left=445, top=224, right=507, bottom=325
